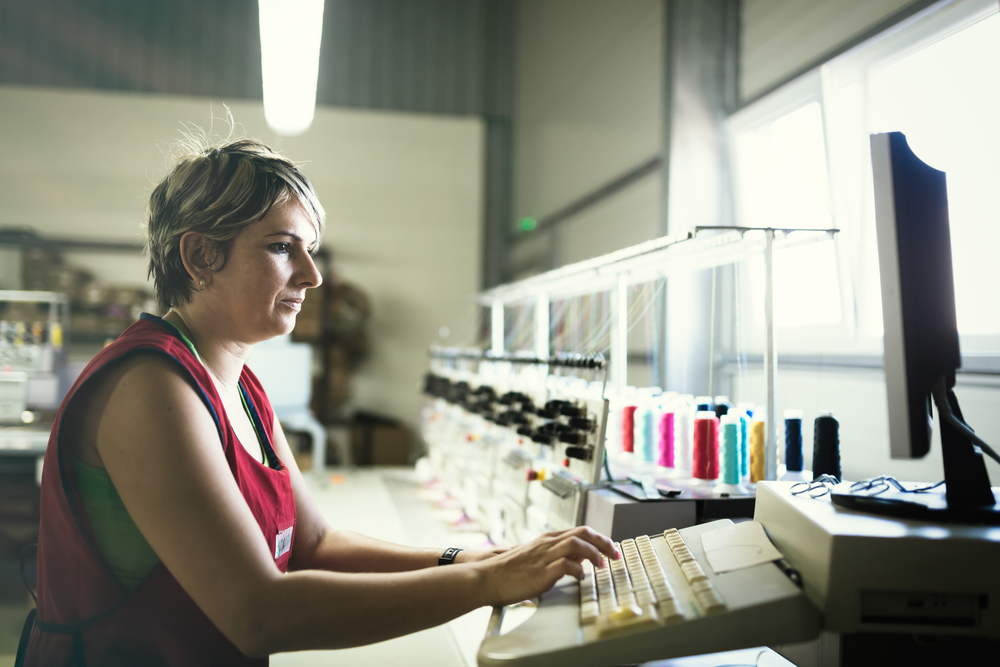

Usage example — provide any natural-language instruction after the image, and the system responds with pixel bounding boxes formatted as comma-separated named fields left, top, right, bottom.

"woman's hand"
left=454, top=546, right=509, bottom=564
left=474, top=526, right=617, bottom=607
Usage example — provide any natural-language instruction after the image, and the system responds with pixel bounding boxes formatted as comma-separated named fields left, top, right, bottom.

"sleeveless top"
left=23, top=314, right=297, bottom=666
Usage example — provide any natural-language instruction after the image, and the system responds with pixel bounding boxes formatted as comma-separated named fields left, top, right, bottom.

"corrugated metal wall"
left=0, top=0, right=507, bottom=116
left=0, top=0, right=263, bottom=98
left=740, top=0, right=918, bottom=102
left=320, top=0, right=487, bottom=115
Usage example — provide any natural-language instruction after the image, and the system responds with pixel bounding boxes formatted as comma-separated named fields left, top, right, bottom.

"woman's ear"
left=178, top=232, right=216, bottom=288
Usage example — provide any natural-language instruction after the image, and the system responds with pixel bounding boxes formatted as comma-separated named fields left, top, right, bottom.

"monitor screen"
left=870, top=131, right=960, bottom=460
left=830, top=132, right=997, bottom=523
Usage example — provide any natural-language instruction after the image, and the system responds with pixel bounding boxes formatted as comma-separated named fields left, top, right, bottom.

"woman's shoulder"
left=64, top=351, right=205, bottom=466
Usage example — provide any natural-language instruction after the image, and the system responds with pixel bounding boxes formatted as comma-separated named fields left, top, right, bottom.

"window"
left=862, top=10, right=1000, bottom=339
left=728, top=74, right=849, bottom=343
left=729, top=0, right=1000, bottom=353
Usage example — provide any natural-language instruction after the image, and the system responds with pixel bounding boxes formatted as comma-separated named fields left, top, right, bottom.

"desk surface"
left=756, top=481, right=1000, bottom=639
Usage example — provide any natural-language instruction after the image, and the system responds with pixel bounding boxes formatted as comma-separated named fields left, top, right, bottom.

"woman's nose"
left=297, top=251, right=323, bottom=288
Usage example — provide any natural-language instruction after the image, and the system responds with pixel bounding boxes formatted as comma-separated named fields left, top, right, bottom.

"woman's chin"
left=275, top=313, right=299, bottom=337
left=250, top=314, right=297, bottom=342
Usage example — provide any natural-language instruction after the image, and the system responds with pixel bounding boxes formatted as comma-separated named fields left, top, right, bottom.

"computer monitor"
left=830, top=131, right=1000, bottom=523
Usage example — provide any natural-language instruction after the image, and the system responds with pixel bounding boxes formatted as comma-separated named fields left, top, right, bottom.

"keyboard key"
left=581, top=600, right=599, bottom=624
left=691, top=579, right=727, bottom=615
left=657, top=596, right=684, bottom=624
left=697, top=590, right=726, bottom=615
left=635, top=586, right=655, bottom=607
left=595, top=603, right=660, bottom=639
left=681, top=560, right=707, bottom=582
left=672, top=545, right=695, bottom=564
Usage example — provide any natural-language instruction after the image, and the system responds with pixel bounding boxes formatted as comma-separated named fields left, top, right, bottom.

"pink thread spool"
left=621, top=406, right=637, bottom=453
left=657, top=411, right=675, bottom=467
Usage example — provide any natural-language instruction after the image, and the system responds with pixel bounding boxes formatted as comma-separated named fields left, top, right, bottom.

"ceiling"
left=0, top=0, right=511, bottom=116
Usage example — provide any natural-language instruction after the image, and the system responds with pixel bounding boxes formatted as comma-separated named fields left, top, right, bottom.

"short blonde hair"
left=145, top=137, right=325, bottom=310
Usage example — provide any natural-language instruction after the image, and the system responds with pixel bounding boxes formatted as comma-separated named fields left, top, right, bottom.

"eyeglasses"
left=790, top=474, right=841, bottom=498
left=849, top=476, right=944, bottom=496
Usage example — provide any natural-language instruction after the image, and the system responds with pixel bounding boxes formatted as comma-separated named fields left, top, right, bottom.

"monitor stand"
left=831, top=384, right=1000, bottom=525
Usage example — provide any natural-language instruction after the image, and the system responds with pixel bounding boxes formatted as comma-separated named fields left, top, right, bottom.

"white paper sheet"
left=700, top=520, right=784, bottom=574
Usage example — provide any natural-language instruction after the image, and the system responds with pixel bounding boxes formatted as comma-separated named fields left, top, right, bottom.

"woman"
left=20, top=137, right=615, bottom=665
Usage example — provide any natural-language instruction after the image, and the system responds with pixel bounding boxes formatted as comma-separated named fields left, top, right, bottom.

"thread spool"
left=812, top=412, right=841, bottom=481
left=719, top=414, right=741, bottom=485
left=750, top=418, right=765, bottom=483
left=674, top=401, right=692, bottom=473
left=621, top=406, right=636, bottom=453
left=695, top=395, right=713, bottom=412
left=713, top=395, right=732, bottom=419
left=645, top=407, right=658, bottom=462
left=783, top=409, right=804, bottom=472
left=633, top=406, right=648, bottom=460
left=736, top=401, right=755, bottom=419
left=636, top=406, right=655, bottom=462
left=692, top=411, right=719, bottom=480
left=736, top=408, right=751, bottom=479
left=657, top=411, right=675, bottom=467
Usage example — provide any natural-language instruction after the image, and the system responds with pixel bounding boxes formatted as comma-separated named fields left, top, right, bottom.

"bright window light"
left=866, top=13, right=1000, bottom=335
left=259, top=0, right=325, bottom=136
left=733, top=101, right=833, bottom=231
left=733, top=101, right=842, bottom=330
left=746, top=240, right=843, bottom=329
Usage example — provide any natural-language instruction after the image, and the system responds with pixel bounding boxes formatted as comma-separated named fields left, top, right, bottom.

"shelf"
left=480, top=227, right=838, bottom=304
left=0, top=291, right=69, bottom=305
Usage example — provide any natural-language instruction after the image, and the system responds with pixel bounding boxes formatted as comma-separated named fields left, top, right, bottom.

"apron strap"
left=19, top=543, right=37, bottom=605
left=15, top=544, right=38, bottom=666
left=72, top=632, right=89, bottom=667
left=20, top=541, right=126, bottom=666
left=13, top=608, right=36, bottom=667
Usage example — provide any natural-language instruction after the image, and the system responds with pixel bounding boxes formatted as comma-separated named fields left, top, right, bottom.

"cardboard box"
left=350, top=415, right=412, bottom=466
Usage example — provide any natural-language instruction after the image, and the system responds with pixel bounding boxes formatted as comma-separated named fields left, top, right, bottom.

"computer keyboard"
left=478, top=519, right=820, bottom=667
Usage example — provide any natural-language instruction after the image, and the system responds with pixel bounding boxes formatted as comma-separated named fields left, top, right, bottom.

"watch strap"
left=438, top=547, right=463, bottom=565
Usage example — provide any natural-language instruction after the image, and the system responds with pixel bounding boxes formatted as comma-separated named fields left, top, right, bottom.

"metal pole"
left=491, top=301, right=504, bottom=356
left=764, top=229, right=778, bottom=480
left=534, top=294, right=549, bottom=359
left=610, top=274, right=629, bottom=396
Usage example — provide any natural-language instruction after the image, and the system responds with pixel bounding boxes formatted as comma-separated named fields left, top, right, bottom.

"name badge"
left=275, top=526, right=293, bottom=560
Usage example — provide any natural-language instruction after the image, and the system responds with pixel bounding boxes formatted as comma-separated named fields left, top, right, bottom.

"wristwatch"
left=438, top=547, right=463, bottom=565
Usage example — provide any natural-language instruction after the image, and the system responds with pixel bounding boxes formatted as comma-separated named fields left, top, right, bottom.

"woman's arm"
left=270, top=419, right=503, bottom=573
left=98, top=355, right=614, bottom=657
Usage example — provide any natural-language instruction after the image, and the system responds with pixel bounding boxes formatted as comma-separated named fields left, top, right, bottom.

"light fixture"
left=258, top=0, right=325, bottom=136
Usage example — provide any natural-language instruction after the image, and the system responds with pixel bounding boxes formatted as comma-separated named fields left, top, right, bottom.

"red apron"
left=23, top=314, right=297, bottom=666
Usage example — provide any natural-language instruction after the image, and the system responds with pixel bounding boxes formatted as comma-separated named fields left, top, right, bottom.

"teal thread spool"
left=640, top=406, right=656, bottom=462
left=720, top=414, right=741, bottom=485
left=736, top=403, right=754, bottom=478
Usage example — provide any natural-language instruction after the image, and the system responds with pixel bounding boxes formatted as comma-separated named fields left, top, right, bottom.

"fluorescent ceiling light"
left=259, top=0, right=325, bottom=136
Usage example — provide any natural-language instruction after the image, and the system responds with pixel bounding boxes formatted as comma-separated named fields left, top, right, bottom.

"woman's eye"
left=270, top=242, right=291, bottom=254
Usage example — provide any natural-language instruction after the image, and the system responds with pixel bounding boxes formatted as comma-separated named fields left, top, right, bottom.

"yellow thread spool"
left=750, top=419, right=766, bottom=483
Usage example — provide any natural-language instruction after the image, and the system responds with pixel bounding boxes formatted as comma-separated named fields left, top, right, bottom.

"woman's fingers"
left=548, top=557, right=585, bottom=581
left=544, top=526, right=617, bottom=561
left=549, top=536, right=603, bottom=568
left=479, top=526, right=617, bottom=605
